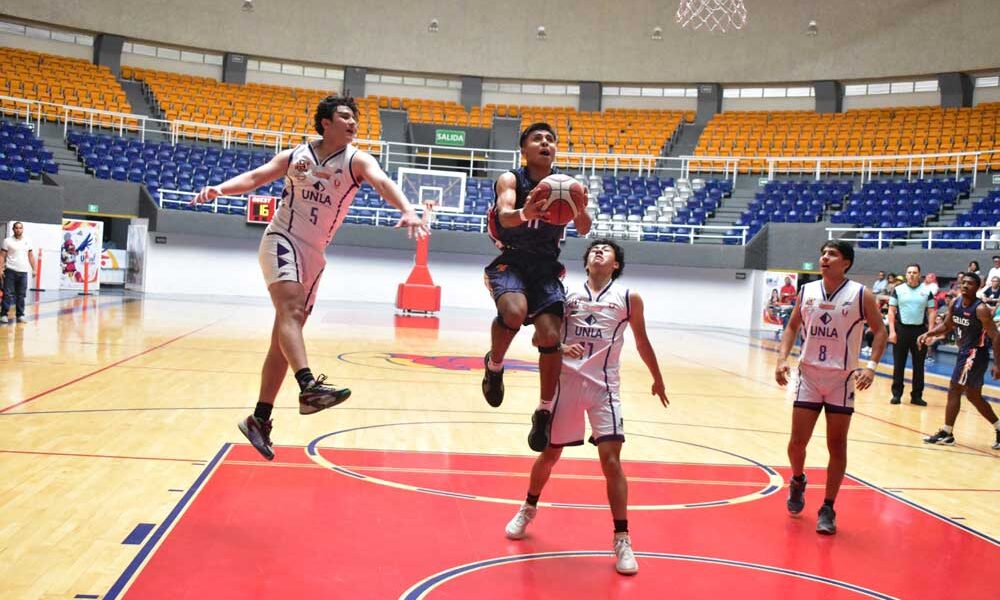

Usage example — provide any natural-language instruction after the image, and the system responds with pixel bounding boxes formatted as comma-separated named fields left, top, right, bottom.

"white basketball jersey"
left=266, top=142, right=361, bottom=249
left=562, top=281, right=631, bottom=388
left=798, top=279, right=867, bottom=371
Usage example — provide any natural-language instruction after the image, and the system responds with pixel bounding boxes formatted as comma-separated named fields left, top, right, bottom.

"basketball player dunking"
left=775, top=240, right=886, bottom=534
left=918, top=272, right=1000, bottom=450
left=503, top=239, right=668, bottom=575
left=192, top=96, right=427, bottom=460
left=481, top=122, right=592, bottom=452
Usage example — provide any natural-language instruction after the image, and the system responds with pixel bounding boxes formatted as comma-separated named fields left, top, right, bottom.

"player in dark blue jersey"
left=918, top=272, right=1000, bottom=449
left=482, top=122, right=592, bottom=451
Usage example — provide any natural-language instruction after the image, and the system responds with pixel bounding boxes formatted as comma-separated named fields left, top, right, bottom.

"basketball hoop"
left=676, top=0, right=747, bottom=32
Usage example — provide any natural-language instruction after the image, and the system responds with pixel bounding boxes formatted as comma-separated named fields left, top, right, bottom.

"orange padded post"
left=396, top=230, right=441, bottom=314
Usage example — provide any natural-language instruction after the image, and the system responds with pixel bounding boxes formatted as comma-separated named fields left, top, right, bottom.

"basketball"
left=533, top=174, right=586, bottom=226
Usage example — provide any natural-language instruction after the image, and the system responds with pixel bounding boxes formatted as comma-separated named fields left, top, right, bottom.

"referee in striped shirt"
left=887, top=264, right=936, bottom=406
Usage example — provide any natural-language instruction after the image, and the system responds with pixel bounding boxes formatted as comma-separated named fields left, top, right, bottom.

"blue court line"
left=121, top=523, right=155, bottom=545
left=848, top=472, right=999, bottom=547
left=103, top=443, right=231, bottom=600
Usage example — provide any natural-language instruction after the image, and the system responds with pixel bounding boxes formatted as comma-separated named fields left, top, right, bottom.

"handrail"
left=156, top=188, right=751, bottom=244
left=827, top=225, right=1000, bottom=250
left=2, top=94, right=994, bottom=188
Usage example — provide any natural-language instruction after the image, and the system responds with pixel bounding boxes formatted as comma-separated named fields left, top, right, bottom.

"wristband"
left=517, top=209, right=528, bottom=223
left=866, top=360, right=877, bottom=370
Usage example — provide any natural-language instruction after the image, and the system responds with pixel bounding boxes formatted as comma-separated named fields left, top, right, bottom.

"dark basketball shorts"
left=952, top=347, right=990, bottom=389
left=483, top=254, right=566, bottom=325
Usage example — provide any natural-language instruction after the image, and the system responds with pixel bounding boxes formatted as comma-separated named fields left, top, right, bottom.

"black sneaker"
left=787, top=476, right=807, bottom=515
left=527, top=409, right=552, bottom=452
left=923, top=429, right=955, bottom=445
left=992, top=430, right=999, bottom=451
left=482, top=352, right=505, bottom=408
left=238, top=415, right=275, bottom=461
left=889, top=397, right=901, bottom=405
left=299, top=374, right=351, bottom=414
left=816, top=504, right=837, bottom=535
left=910, top=398, right=927, bottom=406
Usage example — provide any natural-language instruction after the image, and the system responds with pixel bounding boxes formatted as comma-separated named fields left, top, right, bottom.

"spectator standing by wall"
left=0, top=222, right=36, bottom=324
left=887, top=264, right=935, bottom=406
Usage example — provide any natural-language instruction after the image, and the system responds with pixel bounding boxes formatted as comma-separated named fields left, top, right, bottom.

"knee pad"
left=538, top=344, right=560, bottom=354
left=494, top=315, right=521, bottom=333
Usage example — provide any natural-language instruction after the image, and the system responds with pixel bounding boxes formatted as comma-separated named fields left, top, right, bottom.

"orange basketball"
left=533, top=174, right=587, bottom=226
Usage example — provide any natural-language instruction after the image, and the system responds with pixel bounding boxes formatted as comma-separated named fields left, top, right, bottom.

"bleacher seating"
left=0, top=120, right=57, bottom=182
left=125, top=66, right=380, bottom=152
left=0, top=48, right=132, bottom=124
left=737, top=180, right=854, bottom=239
left=936, top=186, right=1000, bottom=250
left=67, top=130, right=273, bottom=212
left=825, top=177, right=968, bottom=247
left=377, top=97, right=492, bottom=128
left=695, top=105, right=1000, bottom=173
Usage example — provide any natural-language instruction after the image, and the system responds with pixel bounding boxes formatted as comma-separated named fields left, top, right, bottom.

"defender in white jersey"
left=504, top=240, right=669, bottom=576
left=192, top=96, right=426, bottom=460
left=775, top=240, right=886, bottom=535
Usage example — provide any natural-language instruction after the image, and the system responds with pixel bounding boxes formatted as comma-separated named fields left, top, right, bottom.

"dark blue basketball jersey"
left=952, top=297, right=987, bottom=352
left=487, top=167, right=566, bottom=259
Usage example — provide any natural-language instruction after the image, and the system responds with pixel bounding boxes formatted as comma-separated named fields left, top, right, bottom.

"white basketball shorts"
left=793, top=364, right=856, bottom=415
left=258, top=231, right=326, bottom=313
left=549, top=372, right=624, bottom=447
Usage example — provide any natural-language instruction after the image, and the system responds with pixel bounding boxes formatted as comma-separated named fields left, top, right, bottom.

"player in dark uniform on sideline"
left=919, top=272, right=1000, bottom=449
left=482, top=122, right=592, bottom=451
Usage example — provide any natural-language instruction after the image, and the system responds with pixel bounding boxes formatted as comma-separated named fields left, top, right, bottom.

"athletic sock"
left=253, top=402, right=273, bottom=422
left=823, top=498, right=835, bottom=509
left=614, top=519, right=629, bottom=533
left=487, top=357, right=504, bottom=373
left=993, top=420, right=1000, bottom=431
left=942, top=424, right=954, bottom=434
left=526, top=493, right=540, bottom=506
left=792, top=473, right=806, bottom=483
left=295, top=368, right=315, bottom=392
left=536, top=397, right=554, bottom=412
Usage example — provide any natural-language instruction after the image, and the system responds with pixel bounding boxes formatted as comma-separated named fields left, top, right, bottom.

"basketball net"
left=676, top=0, right=747, bottom=32
left=421, top=200, right=436, bottom=228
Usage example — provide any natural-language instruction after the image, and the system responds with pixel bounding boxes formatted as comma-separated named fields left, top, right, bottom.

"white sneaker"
left=0, top=316, right=7, bottom=324
left=15, top=316, right=26, bottom=324
left=614, top=534, right=638, bottom=575
left=504, top=504, right=537, bottom=539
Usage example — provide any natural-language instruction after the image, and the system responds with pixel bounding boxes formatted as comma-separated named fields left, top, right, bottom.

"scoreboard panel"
left=247, top=195, right=277, bottom=224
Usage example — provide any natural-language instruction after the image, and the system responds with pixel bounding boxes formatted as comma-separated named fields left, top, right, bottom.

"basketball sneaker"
left=482, top=353, right=504, bottom=408
left=0, top=316, right=7, bottom=324
left=992, top=430, right=1000, bottom=450
left=298, top=375, right=351, bottom=415
left=613, top=534, right=639, bottom=575
left=504, top=503, right=537, bottom=539
left=238, top=415, right=274, bottom=461
left=16, top=316, right=26, bottom=323
left=787, top=475, right=807, bottom=515
left=816, top=504, right=837, bottom=535
left=923, top=429, right=955, bottom=445
left=527, top=408, right=552, bottom=452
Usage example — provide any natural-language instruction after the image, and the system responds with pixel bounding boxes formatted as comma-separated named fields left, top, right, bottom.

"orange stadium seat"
left=0, top=47, right=134, bottom=127
left=695, top=105, right=999, bottom=173
left=126, top=66, right=380, bottom=152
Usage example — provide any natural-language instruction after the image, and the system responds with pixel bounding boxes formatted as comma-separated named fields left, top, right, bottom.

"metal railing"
left=634, top=223, right=749, bottom=244
left=827, top=226, right=1000, bottom=250
left=3, top=94, right=995, bottom=189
